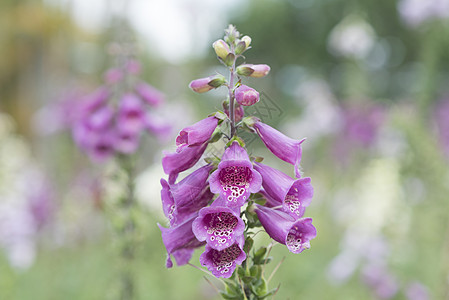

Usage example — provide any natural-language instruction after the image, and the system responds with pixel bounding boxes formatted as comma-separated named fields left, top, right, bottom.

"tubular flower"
left=192, top=203, right=245, bottom=251
left=250, top=119, right=305, bottom=178
left=199, top=236, right=246, bottom=278
left=236, top=64, right=271, bottom=78
left=158, top=214, right=205, bottom=268
left=161, top=165, right=213, bottom=225
left=117, top=93, right=146, bottom=134
left=162, top=143, right=208, bottom=184
left=255, top=205, right=316, bottom=254
left=209, top=141, right=262, bottom=207
left=234, top=85, right=260, bottom=106
left=175, top=116, right=220, bottom=153
left=114, top=130, right=140, bottom=154
left=189, top=75, right=226, bottom=93
left=254, top=162, right=313, bottom=218
left=135, top=82, right=165, bottom=107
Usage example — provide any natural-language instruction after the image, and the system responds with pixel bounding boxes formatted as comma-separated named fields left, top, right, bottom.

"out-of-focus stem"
left=118, top=155, right=136, bottom=300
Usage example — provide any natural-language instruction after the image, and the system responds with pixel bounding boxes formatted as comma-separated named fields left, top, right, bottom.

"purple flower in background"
left=88, top=131, right=116, bottom=162
left=405, top=281, right=429, bottom=300
left=135, top=82, right=165, bottom=107
left=161, top=165, right=213, bottom=225
left=159, top=214, right=205, bottom=268
left=255, top=205, right=316, bottom=254
left=434, top=99, right=449, bottom=157
left=144, top=113, right=172, bottom=142
left=235, top=85, right=260, bottom=106
left=117, top=93, right=146, bottom=134
left=175, top=116, right=219, bottom=153
left=192, top=204, right=244, bottom=251
left=87, top=105, right=114, bottom=131
left=104, top=68, right=123, bottom=84
left=162, top=143, right=208, bottom=184
left=27, top=182, right=54, bottom=229
left=79, top=86, right=110, bottom=115
left=114, top=130, right=140, bottom=154
left=249, top=119, right=305, bottom=178
left=209, top=142, right=262, bottom=207
left=199, top=236, right=246, bottom=278
left=361, top=264, right=399, bottom=299
left=341, top=104, right=384, bottom=147
left=126, top=59, right=141, bottom=75
left=254, top=162, right=313, bottom=218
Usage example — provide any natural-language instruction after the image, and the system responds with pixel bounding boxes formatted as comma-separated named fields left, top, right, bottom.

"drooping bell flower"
left=234, top=85, right=259, bottom=106
left=144, top=114, right=172, bottom=142
left=104, top=68, right=123, bottom=84
left=162, top=143, right=208, bottom=184
left=249, top=118, right=305, bottom=178
left=208, top=141, right=262, bottom=207
left=161, top=165, right=213, bottom=225
left=86, top=105, right=114, bottom=131
left=175, top=116, right=219, bottom=153
left=255, top=205, right=316, bottom=254
left=189, top=74, right=226, bottom=93
left=236, top=64, right=271, bottom=78
left=158, top=214, right=205, bottom=268
left=135, top=82, right=164, bottom=107
left=79, top=86, right=110, bottom=115
left=361, top=264, right=399, bottom=299
left=254, top=162, right=313, bottom=218
left=114, top=130, right=140, bottom=154
left=126, top=59, right=141, bottom=75
left=88, top=131, right=116, bottom=162
left=199, top=236, right=246, bottom=278
left=192, top=203, right=245, bottom=251
left=117, top=93, right=146, bottom=134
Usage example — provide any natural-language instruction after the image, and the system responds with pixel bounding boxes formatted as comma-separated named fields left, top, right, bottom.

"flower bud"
left=235, top=36, right=251, bottom=55
left=241, top=35, right=251, bottom=48
left=234, top=85, right=259, bottom=106
left=189, top=75, right=226, bottom=93
left=212, top=39, right=230, bottom=60
left=237, top=64, right=270, bottom=78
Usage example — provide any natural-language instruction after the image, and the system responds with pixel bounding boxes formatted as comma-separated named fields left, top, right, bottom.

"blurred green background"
left=1, top=0, right=449, bottom=299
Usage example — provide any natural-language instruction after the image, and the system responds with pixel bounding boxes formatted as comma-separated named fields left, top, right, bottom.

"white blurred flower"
left=328, top=15, right=376, bottom=59
left=398, top=0, right=449, bottom=27
left=282, top=78, right=341, bottom=146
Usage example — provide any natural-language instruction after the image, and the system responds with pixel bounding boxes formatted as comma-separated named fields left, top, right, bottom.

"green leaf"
left=243, top=237, right=254, bottom=254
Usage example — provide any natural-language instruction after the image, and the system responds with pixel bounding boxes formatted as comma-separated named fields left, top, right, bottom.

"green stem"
left=228, top=46, right=236, bottom=138
left=118, top=155, right=136, bottom=300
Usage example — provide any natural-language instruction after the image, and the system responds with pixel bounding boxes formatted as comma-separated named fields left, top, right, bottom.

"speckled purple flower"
left=175, top=116, right=219, bottom=153
left=199, top=236, right=246, bottom=278
left=161, top=165, right=213, bottom=225
left=192, top=204, right=244, bottom=251
left=254, top=162, right=313, bottom=218
left=162, top=143, right=208, bottom=184
left=158, top=214, right=205, bottom=268
left=249, top=118, right=305, bottom=178
left=209, top=141, right=262, bottom=207
left=255, top=205, right=316, bottom=254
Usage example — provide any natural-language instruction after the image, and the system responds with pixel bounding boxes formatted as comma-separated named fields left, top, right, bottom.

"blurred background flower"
left=1, top=0, right=449, bottom=299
